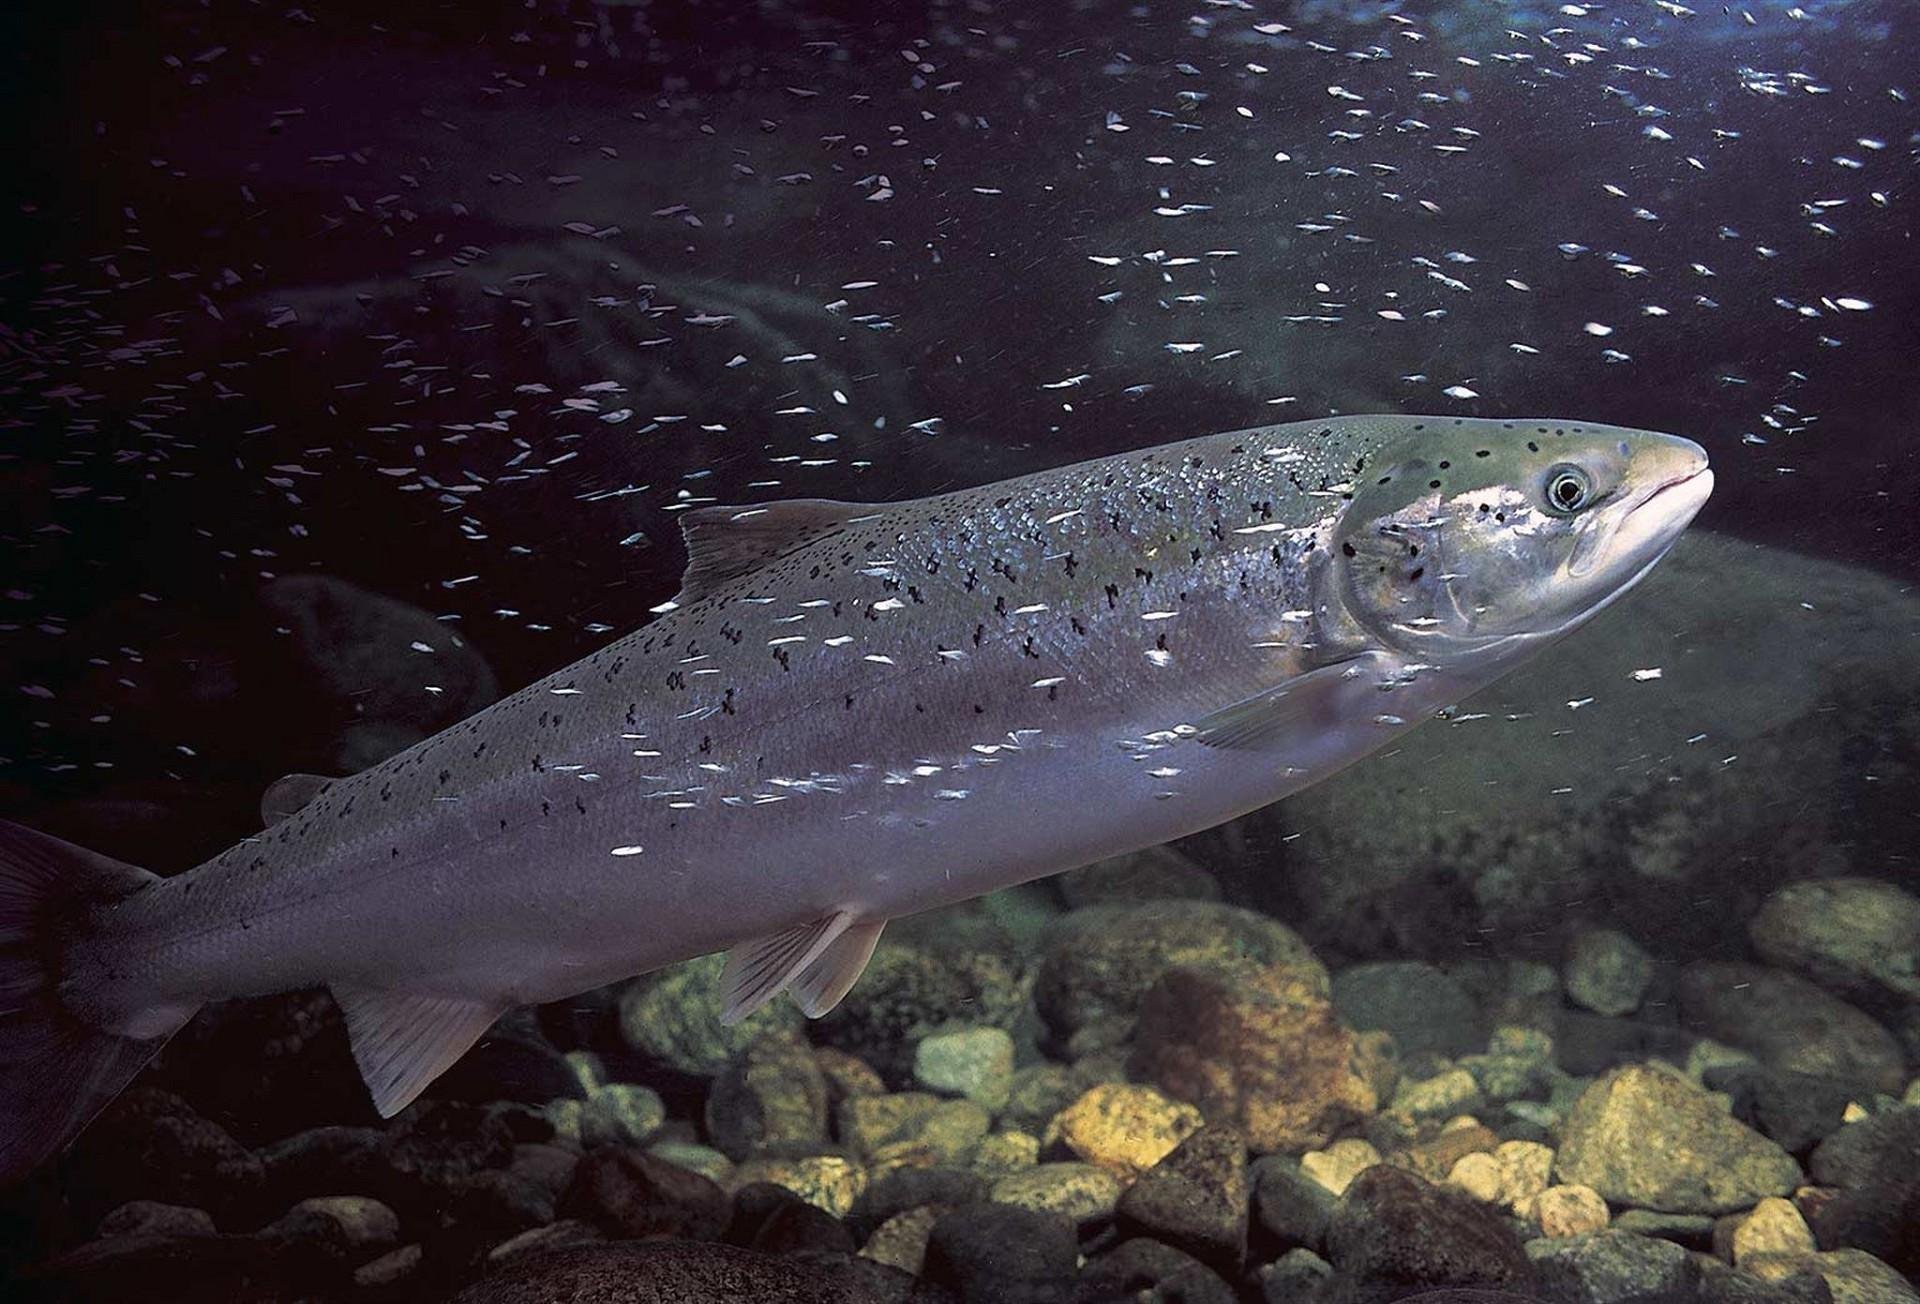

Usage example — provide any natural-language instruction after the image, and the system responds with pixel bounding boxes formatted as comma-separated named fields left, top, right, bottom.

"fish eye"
left=1542, top=464, right=1593, bottom=515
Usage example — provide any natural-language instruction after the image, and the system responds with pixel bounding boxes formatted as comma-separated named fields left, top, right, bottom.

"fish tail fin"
left=0, top=820, right=193, bottom=1186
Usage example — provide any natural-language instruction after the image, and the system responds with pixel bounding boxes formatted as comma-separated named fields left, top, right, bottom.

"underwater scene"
left=2, top=0, right=1917, bottom=1300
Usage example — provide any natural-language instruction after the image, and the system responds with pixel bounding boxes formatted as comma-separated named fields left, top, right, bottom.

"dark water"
left=2, top=2, right=1917, bottom=1301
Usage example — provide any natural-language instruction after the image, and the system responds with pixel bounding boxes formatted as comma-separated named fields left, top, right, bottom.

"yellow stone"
left=1051, top=1082, right=1204, bottom=1181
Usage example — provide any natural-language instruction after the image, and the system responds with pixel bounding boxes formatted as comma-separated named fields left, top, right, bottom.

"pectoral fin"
left=332, top=985, right=504, bottom=1117
left=718, top=910, right=869, bottom=1026
left=788, top=919, right=885, bottom=1018
left=1193, top=653, right=1392, bottom=751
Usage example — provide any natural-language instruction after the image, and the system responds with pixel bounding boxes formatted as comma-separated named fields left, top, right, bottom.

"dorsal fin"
left=672, top=499, right=878, bottom=607
left=261, top=773, right=334, bottom=827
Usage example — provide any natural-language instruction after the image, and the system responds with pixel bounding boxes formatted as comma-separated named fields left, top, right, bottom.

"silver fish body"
left=0, top=413, right=1710, bottom=1178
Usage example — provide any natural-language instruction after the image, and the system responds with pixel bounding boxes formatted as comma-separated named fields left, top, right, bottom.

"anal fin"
left=788, top=919, right=884, bottom=1018
left=719, top=910, right=867, bottom=1026
left=332, top=985, right=504, bottom=1117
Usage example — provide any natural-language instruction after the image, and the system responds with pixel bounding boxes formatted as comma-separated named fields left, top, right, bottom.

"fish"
left=0, top=413, right=1711, bottom=1181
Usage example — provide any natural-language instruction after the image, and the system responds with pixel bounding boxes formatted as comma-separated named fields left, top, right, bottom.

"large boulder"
left=1554, top=1065, right=1802, bottom=1215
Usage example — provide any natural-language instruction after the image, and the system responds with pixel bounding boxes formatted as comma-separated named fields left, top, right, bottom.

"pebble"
left=353, top=1243, right=423, bottom=1289
left=1697, top=1255, right=1836, bottom=1304
left=1324, top=1165, right=1534, bottom=1299
left=1448, top=1139, right=1555, bottom=1215
left=1079, top=1238, right=1239, bottom=1304
left=94, top=1201, right=217, bottom=1238
left=999, top=1063, right=1085, bottom=1135
left=912, top=1026, right=1015, bottom=1113
left=853, top=1165, right=988, bottom=1226
left=814, top=939, right=1027, bottom=1083
left=1048, top=1081, right=1204, bottom=1181
left=1261, top=1246, right=1334, bottom=1302
left=1748, top=877, right=1920, bottom=1005
left=266, top=1194, right=401, bottom=1250
left=1678, top=962, right=1906, bottom=1094
left=1330, top=960, right=1487, bottom=1057
left=1530, top=1183, right=1611, bottom=1237
left=1564, top=927, right=1658, bottom=1017
left=1299, top=1137, right=1383, bottom=1197
left=704, top=1028, right=831, bottom=1162
left=1526, top=1228, right=1701, bottom=1304
left=450, top=1241, right=919, bottom=1304
left=1393, top=1067, right=1486, bottom=1119
left=858, top=1203, right=946, bottom=1275
left=1129, top=958, right=1378, bottom=1153
left=1033, top=900, right=1328, bottom=1048
left=1113, top=1124, right=1249, bottom=1274
left=813, top=1047, right=888, bottom=1106
left=837, top=1092, right=991, bottom=1167
left=1250, top=1155, right=1339, bottom=1254
left=617, top=952, right=801, bottom=1077
left=969, top=1129, right=1038, bottom=1179
left=576, top=1082, right=666, bottom=1150
left=724, top=1154, right=866, bottom=1220
left=729, top=1182, right=855, bottom=1257
left=987, top=1161, right=1122, bottom=1226
left=1555, top=1064, right=1803, bottom=1213
left=922, top=1201, right=1079, bottom=1298
left=642, top=1140, right=731, bottom=1186
left=557, top=1146, right=730, bottom=1241
left=1733, top=1197, right=1819, bottom=1265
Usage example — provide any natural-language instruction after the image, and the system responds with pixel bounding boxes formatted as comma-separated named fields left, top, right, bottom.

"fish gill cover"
left=0, top=1, right=1916, bottom=1301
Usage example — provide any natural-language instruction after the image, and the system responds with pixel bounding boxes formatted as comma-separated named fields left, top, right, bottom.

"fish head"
left=1330, top=418, right=1712, bottom=666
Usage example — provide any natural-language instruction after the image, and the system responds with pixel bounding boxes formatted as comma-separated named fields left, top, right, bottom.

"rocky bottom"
left=4, top=882, right=1918, bottom=1304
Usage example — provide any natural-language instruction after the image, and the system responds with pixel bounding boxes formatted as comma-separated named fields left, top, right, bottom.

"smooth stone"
left=1611, top=1210, right=1718, bottom=1247
left=1129, top=958, right=1378, bottom=1154
left=816, top=1047, right=891, bottom=1105
left=1531, top=1183, right=1612, bottom=1238
left=617, top=952, right=803, bottom=1077
left=1677, top=962, right=1906, bottom=1094
left=486, top=1220, right=602, bottom=1263
left=1733, top=1198, right=1817, bottom=1266
left=64, top=1088, right=266, bottom=1227
left=1324, top=1166, right=1536, bottom=1299
left=1565, top=928, right=1658, bottom=1018
left=1055, top=844, right=1223, bottom=909
left=839, top=1092, right=992, bottom=1167
left=1698, top=1256, right=1836, bottom=1304
left=1261, top=1247, right=1334, bottom=1303
left=729, top=1182, right=857, bottom=1257
left=1078, top=1238, right=1238, bottom=1304
left=1000, top=1064, right=1084, bottom=1136
left=1113, top=1124, right=1249, bottom=1275
left=577, top=1083, right=667, bottom=1150
left=1033, top=900, right=1327, bottom=1046
left=1525, top=1229, right=1700, bottom=1304
left=94, top=1201, right=217, bottom=1239
left=265, top=1194, right=401, bottom=1250
left=970, top=1129, right=1039, bottom=1180
left=705, top=1027, right=832, bottom=1162
left=1395, top=1067, right=1487, bottom=1119
left=725, top=1154, right=867, bottom=1221
left=1704, top=1064, right=1861, bottom=1156
left=853, top=1166, right=990, bottom=1227
left=1749, top=877, right=1920, bottom=1004
left=1331, top=960, right=1487, bottom=1057
left=1803, top=1248, right=1920, bottom=1304
left=354, top=1243, right=424, bottom=1288
left=1251, top=1155, right=1340, bottom=1255
left=557, top=1146, right=730, bottom=1241
left=987, top=1162, right=1121, bottom=1227
left=1805, top=1107, right=1920, bottom=1278
left=913, top=1026, right=1015, bottom=1113
left=1049, top=1082, right=1204, bottom=1181
left=923, top=1201, right=1079, bottom=1298
left=507, top=1143, right=580, bottom=1199
left=860, top=1204, right=948, bottom=1276
left=814, top=939, right=1027, bottom=1083
left=643, top=1140, right=731, bottom=1187
left=1300, top=1138, right=1383, bottom=1197
left=1555, top=1064, right=1803, bottom=1214
left=449, top=1241, right=927, bottom=1304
